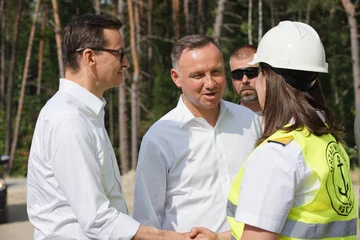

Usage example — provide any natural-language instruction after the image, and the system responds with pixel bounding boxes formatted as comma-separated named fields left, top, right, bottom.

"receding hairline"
left=171, top=34, right=222, bottom=68
left=230, top=45, right=257, bottom=62
left=173, top=42, right=223, bottom=69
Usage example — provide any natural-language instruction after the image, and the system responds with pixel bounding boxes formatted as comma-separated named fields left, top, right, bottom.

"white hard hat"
left=249, top=21, right=328, bottom=73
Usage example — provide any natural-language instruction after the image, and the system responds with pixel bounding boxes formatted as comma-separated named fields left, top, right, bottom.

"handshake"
left=179, top=227, right=227, bottom=240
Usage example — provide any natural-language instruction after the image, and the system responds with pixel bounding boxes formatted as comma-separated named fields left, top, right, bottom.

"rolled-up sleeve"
left=51, top=114, right=140, bottom=239
left=133, top=136, right=168, bottom=229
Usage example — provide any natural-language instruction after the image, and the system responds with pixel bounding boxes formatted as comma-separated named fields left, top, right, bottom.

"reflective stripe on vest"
left=227, top=200, right=236, bottom=218
left=281, top=218, right=357, bottom=238
left=228, top=199, right=357, bottom=238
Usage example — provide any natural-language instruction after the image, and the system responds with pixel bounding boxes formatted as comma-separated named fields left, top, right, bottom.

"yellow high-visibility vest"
left=227, top=127, right=358, bottom=240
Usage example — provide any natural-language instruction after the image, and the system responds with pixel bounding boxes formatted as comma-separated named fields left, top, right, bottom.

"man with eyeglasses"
left=27, top=14, right=203, bottom=240
left=230, top=45, right=262, bottom=117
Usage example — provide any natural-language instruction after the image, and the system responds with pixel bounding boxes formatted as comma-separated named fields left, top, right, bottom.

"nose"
left=204, top=75, right=216, bottom=88
left=121, top=54, right=130, bottom=69
left=242, top=75, right=250, bottom=84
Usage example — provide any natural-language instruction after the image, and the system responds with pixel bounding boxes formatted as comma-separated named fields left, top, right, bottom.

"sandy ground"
left=122, top=170, right=136, bottom=215
left=0, top=170, right=359, bottom=240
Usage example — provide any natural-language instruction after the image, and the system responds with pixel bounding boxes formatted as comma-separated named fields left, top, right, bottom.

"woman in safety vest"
left=190, top=21, right=358, bottom=240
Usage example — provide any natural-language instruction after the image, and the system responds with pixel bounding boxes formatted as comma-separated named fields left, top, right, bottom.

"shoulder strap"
left=267, top=136, right=294, bottom=146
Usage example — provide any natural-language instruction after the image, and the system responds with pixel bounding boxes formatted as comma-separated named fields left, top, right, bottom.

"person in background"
left=355, top=108, right=360, bottom=165
left=229, top=45, right=262, bottom=117
left=133, top=35, right=261, bottom=239
left=26, top=14, right=206, bottom=240
left=193, top=21, right=358, bottom=240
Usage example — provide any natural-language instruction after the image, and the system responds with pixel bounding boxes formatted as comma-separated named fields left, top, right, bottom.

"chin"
left=202, top=103, right=219, bottom=109
left=114, top=77, right=124, bottom=86
left=118, top=79, right=124, bottom=86
left=241, top=95, right=258, bottom=102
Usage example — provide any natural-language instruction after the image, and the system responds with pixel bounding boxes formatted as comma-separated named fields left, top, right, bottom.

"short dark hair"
left=171, top=35, right=221, bottom=68
left=62, top=14, right=123, bottom=72
left=230, top=45, right=257, bottom=62
left=258, top=67, right=344, bottom=146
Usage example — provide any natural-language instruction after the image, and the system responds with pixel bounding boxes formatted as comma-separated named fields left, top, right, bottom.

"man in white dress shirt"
left=27, top=14, right=201, bottom=240
left=133, top=35, right=262, bottom=236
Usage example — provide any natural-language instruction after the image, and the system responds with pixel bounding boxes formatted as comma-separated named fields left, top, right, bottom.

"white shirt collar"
left=59, top=78, right=106, bottom=116
left=176, top=95, right=230, bottom=128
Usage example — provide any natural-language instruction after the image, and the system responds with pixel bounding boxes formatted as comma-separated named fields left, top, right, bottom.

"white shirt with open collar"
left=27, top=78, right=139, bottom=240
left=133, top=95, right=262, bottom=232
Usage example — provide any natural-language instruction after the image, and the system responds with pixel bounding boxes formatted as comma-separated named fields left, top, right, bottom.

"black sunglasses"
left=231, top=67, right=259, bottom=81
left=76, top=47, right=126, bottom=63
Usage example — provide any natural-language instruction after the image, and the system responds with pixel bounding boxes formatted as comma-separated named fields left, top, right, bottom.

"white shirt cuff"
left=110, top=213, right=141, bottom=240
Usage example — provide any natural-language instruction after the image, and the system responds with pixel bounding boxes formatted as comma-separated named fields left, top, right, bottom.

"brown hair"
left=62, top=14, right=123, bottom=72
left=171, top=35, right=221, bottom=68
left=258, top=68, right=344, bottom=146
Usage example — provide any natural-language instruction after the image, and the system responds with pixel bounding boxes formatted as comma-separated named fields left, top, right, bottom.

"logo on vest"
left=326, top=141, right=354, bottom=216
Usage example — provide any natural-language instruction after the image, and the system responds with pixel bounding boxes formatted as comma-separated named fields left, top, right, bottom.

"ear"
left=171, top=68, right=181, bottom=88
left=82, top=49, right=96, bottom=66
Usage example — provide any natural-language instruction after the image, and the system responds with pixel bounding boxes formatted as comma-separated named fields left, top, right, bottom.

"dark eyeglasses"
left=231, top=67, right=259, bottom=81
left=76, top=47, right=125, bottom=63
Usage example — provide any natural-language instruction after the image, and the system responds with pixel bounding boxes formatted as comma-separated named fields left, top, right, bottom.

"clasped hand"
left=184, top=227, right=219, bottom=240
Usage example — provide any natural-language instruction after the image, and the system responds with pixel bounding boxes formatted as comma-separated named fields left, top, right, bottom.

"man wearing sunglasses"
left=230, top=45, right=262, bottom=116
left=27, top=14, right=203, bottom=240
